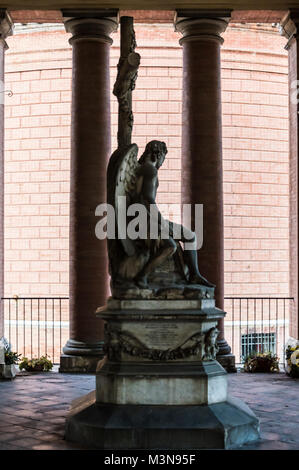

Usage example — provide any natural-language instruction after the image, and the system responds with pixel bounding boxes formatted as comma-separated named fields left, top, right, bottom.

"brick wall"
left=3, top=22, right=289, bottom=301
left=222, top=25, right=289, bottom=297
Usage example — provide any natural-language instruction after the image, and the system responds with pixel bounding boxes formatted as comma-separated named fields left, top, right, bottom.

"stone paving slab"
left=0, top=370, right=298, bottom=450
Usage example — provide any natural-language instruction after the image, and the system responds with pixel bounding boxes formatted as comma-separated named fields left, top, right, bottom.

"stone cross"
left=113, top=16, right=140, bottom=148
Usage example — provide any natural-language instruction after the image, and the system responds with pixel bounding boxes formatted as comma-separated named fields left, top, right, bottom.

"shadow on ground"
left=0, top=370, right=298, bottom=450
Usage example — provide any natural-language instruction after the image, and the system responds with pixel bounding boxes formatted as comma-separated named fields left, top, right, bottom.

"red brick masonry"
left=3, top=23, right=289, bottom=306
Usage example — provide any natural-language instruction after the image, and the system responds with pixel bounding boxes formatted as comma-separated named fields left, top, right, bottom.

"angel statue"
left=106, top=16, right=214, bottom=300
left=107, top=140, right=215, bottom=299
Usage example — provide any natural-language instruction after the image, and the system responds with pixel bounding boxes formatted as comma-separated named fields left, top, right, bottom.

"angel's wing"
left=115, top=143, right=138, bottom=209
left=107, top=143, right=139, bottom=257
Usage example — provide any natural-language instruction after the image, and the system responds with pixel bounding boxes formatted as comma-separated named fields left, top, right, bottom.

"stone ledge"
left=107, top=297, right=215, bottom=310
left=97, top=306, right=225, bottom=321
left=99, top=359, right=227, bottom=376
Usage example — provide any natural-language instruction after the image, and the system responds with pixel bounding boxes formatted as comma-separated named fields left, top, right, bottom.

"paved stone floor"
left=0, top=369, right=298, bottom=450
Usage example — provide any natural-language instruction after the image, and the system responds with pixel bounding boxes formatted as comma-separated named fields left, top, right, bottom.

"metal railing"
left=3, top=297, right=69, bottom=364
left=3, top=296, right=293, bottom=366
left=224, top=297, right=293, bottom=366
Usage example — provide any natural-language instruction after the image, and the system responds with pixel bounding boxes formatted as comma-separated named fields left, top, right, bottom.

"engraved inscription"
left=143, top=323, right=179, bottom=348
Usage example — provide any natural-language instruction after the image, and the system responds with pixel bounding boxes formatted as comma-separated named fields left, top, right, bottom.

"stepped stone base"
left=65, top=391, right=260, bottom=449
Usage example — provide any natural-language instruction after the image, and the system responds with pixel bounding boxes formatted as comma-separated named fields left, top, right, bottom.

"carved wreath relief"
left=104, top=324, right=219, bottom=362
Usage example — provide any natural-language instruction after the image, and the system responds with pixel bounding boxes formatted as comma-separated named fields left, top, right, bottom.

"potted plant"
left=244, top=351, right=279, bottom=373
left=0, top=347, right=21, bottom=379
left=285, top=345, right=299, bottom=378
left=19, top=355, right=53, bottom=372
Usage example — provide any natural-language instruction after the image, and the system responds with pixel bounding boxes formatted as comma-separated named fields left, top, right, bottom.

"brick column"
left=0, top=10, right=13, bottom=339
left=175, top=11, right=236, bottom=371
left=60, top=11, right=118, bottom=372
left=281, top=11, right=299, bottom=341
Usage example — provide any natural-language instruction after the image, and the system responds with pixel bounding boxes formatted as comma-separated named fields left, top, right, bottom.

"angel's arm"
left=135, top=174, right=144, bottom=196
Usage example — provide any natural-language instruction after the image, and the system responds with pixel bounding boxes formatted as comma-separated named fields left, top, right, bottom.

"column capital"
left=174, top=10, right=231, bottom=45
left=279, top=9, right=299, bottom=50
left=0, top=9, right=13, bottom=49
left=62, top=9, right=118, bottom=45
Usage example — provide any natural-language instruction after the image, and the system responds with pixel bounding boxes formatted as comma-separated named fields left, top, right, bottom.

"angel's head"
left=138, top=140, right=167, bottom=168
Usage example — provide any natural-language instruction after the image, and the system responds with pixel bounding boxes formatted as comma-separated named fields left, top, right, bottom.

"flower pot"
left=244, top=354, right=279, bottom=373
left=0, top=364, right=17, bottom=379
left=254, top=357, right=273, bottom=372
left=285, top=347, right=299, bottom=378
left=285, top=362, right=299, bottom=378
left=24, top=364, right=44, bottom=372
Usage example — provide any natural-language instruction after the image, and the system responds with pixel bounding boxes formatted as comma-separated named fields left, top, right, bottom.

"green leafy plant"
left=3, top=341, right=21, bottom=365
left=19, top=355, right=53, bottom=372
left=285, top=345, right=299, bottom=378
left=244, top=351, right=279, bottom=373
left=5, top=350, right=21, bottom=365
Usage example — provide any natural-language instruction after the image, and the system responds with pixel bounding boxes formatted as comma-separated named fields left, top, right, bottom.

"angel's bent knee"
left=164, top=238, right=177, bottom=255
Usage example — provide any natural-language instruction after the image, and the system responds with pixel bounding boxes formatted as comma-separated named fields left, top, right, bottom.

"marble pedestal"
left=65, top=298, right=260, bottom=449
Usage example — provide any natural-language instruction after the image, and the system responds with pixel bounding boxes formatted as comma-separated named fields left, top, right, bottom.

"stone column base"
left=217, top=354, right=237, bottom=373
left=65, top=391, right=260, bottom=449
left=59, top=354, right=102, bottom=373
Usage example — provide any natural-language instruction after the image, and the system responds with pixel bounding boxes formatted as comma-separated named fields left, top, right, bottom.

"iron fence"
left=3, top=297, right=69, bottom=364
left=224, top=297, right=293, bottom=366
left=3, top=296, right=293, bottom=366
